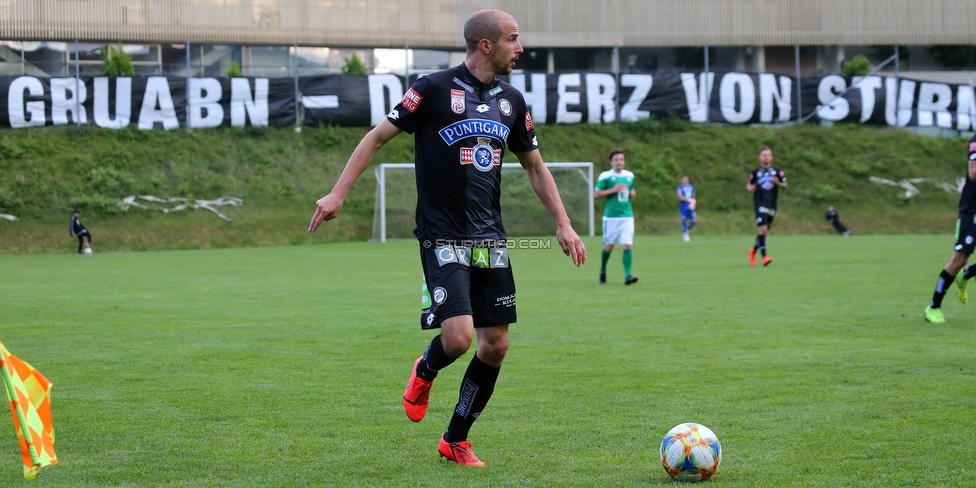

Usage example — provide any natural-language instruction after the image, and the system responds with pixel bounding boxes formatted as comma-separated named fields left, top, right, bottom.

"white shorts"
left=602, top=217, right=635, bottom=246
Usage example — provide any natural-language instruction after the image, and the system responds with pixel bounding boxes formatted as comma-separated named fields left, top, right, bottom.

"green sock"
left=601, top=249, right=611, bottom=273
left=623, top=249, right=633, bottom=276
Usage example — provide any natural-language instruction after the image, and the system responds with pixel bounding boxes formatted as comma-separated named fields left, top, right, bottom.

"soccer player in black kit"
left=825, top=205, right=850, bottom=236
left=69, top=209, right=92, bottom=254
left=924, top=135, right=976, bottom=323
left=308, top=9, right=586, bottom=466
left=747, top=147, right=787, bottom=266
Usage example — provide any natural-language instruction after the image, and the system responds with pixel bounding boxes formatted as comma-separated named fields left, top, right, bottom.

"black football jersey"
left=387, top=63, right=538, bottom=241
left=749, top=166, right=786, bottom=209
left=959, top=134, right=976, bottom=214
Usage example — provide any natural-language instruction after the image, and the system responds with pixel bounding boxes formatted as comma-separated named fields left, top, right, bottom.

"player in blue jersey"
left=676, top=175, right=696, bottom=242
left=308, top=8, right=586, bottom=466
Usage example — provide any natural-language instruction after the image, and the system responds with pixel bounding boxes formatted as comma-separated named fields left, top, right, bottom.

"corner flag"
left=0, top=341, right=57, bottom=480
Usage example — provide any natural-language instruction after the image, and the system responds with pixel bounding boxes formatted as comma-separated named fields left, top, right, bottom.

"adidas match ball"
left=660, top=423, right=721, bottom=481
left=83, top=247, right=93, bottom=255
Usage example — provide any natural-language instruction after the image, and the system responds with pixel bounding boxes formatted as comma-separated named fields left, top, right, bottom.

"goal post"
left=373, top=162, right=595, bottom=242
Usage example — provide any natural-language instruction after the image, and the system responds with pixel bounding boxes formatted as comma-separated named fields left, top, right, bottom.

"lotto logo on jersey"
left=400, top=88, right=423, bottom=113
left=525, top=110, right=534, bottom=131
left=451, top=89, right=465, bottom=114
left=460, top=137, right=501, bottom=172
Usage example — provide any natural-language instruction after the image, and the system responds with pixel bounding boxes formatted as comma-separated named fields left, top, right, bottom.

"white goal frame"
left=374, top=162, right=595, bottom=242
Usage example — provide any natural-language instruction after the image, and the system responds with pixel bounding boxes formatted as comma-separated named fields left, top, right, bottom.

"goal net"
left=372, top=162, right=594, bottom=242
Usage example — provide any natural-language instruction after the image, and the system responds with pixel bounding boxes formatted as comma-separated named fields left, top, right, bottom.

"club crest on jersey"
left=461, top=137, right=501, bottom=172
left=498, top=98, right=512, bottom=116
left=451, top=89, right=465, bottom=114
left=400, top=88, right=422, bottom=113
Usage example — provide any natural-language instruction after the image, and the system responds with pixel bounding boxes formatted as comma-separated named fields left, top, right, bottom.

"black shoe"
left=599, top=272, right=606, bottom=285
left=624, top=275, right=639, bottom=285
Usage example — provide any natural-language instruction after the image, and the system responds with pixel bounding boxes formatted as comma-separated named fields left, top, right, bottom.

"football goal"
left=372, top=162, right=594, bottom=242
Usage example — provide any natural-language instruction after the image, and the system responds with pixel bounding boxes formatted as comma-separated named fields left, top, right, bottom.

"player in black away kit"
left=69, top=209, right=92, bottom=254
left=825, top=206, right=850, bottom=236
left=308, top=9, right=586, bottom=466
left=747, top=147, right=787, bottom=266
left=925, top=134, right=976, bottom=323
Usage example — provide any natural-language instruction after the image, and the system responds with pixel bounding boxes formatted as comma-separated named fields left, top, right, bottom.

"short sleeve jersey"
left=596, top=169, right=635, bottom=218
left=959, top=134, right=976, bottom=214
left=386, top=63, right=539, bottom=241
left=749, top=166, right=786, bottom=209
left=677, top=184, right=695, bottom=209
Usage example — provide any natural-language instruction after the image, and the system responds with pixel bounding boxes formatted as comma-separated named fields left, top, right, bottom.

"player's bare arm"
left=516, top=149, right=587, bottom=267
left=774, top=172, right=788, bottom=188
left=308, top=119, right=403, bottom=232
left=969, top=159, right=976, bottom=180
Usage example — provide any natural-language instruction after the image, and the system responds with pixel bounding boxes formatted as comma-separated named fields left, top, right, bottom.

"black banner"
left=1, top=72, right=974, bottom=130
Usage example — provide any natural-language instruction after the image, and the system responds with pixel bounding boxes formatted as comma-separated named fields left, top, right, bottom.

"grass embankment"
left=0, top=122, right=968, bottom=254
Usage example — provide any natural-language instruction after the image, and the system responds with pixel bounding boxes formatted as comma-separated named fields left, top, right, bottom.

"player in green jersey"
left=594, top=149, right=638, bottom=285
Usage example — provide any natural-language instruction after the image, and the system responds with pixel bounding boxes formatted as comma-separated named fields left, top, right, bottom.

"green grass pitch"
left=2, top=235, right=975, bottom=486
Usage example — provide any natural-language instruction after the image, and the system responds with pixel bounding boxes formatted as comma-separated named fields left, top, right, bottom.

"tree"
left=226, top=61, right=242, bottom=77
left=103, top=44, right=135, bottom=76
left=841, top=55, right=871, bottom=76
left=342, top=53, right=368, bottom=75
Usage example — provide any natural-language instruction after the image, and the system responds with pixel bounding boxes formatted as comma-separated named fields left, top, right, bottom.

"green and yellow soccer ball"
left=660, top=423, right=722, bottom=482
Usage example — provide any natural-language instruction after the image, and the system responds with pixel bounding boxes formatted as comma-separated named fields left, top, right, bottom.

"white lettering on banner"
left=50, top=78, right=87, bottom=125
left=510, top=73, right=547, bottom=124
left=586, top=73, right=616, bottom=124
left=897, top=79, right=916, bottom=127
left=816, top=75, right=849, bottom=121
left=556, top=73, right=582, bottom=124
left=884, top=77, right=898, bottom=126
left=138, top=77, right=179, bottom=130
left=230, top=78, right=268, bottom=127
left=8, top=76, right=45, bottom=128
left=189, top=78, right=224, bottom=129
left=917, top=82, right=953, bottom=128
left=368, top=74, right=403, bottom=127
left=719, top=73, right=755, bottom=124
left=852, top=76, right=882, bottom=123
left=956, top=85, right=976, bottom=131
left=680, top=73, right=714, bottom=123
left=759, top=74, right=791, bottom=123
left=94, top=77, right=131, bottom=129
left=620, top=74, right=652, bottom=122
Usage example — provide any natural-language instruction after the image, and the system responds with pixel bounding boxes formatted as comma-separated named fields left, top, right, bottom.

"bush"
left=841, top=55, right=872, bottom=77
left=103, top=44, right=135, bottom=76
left=226, top=62, right=242, bottom=77
left=0, top=186, right=22, bottom=212
left=342, top=53, right=368, bottom=75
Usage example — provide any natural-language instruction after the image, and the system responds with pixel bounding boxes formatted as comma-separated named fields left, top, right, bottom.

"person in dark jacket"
left=825, top=205, right=850, bottom=236
left=69, top=209, right=92, bottom=254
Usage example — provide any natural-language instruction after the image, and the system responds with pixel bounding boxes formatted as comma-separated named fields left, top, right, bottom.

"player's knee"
left=479, top=336, right=509, bottom=364
left=440, top=328, right=474, bottom=357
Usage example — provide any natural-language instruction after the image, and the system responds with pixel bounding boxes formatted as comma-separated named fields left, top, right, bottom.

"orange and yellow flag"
left=0, top=341, right=57, bottom=480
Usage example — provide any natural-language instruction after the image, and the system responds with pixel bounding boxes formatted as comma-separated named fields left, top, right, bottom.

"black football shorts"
left=755, top=205, right=776, bottom=227
left=955, top=213, right=976, bottom=254
left=419, top=242, right=517, bottom=330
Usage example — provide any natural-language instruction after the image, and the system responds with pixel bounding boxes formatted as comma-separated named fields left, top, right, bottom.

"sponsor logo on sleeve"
left=387, top=109, right=400, bottom=121
left=400, top=88, right=423, bottom=113
left=498, top=98, right=512, bottom=116
left=524, top=110, right=534, bottom=131
left=451, top=89, right=465, bottom=114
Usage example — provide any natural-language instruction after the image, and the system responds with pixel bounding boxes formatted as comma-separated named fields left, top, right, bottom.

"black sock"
left=964, top=266, right=976, bottom=281
left=416, top=334, right=456, bottom=382
left=753, top=235, right=761, bottom=251
left=931, top=270, right=955, bottom=308
left=444, top=354, right=500, bottom=443
left=759, top=235, right=767, bottom=257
